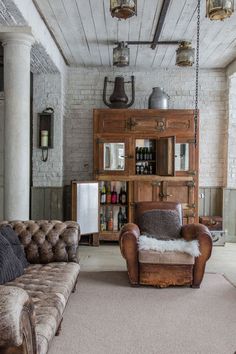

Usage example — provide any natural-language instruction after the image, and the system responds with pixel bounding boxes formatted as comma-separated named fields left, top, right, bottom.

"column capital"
left=0, top=27, right=34, bottom=48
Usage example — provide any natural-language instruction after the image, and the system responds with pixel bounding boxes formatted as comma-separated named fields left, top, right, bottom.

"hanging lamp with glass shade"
left=113, top=42, right=130, bottom=67
left=110, top=0, right=137, bottom=19
left=206, top=0, right=234, bottom=20
left=176, top=41, right=195, bottom=67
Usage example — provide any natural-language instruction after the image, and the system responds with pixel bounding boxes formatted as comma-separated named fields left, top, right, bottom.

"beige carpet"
left=49, top=272, right=236, bottom=354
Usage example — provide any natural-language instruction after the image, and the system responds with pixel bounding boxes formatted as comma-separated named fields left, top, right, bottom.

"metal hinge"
left=187, top=170, right=197, bottom=176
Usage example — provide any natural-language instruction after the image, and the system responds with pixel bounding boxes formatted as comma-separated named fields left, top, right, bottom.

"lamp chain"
left=194, top=0, right=201, bottom=146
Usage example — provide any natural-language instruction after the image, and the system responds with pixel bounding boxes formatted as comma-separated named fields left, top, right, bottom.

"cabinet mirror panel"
left=103, top=143, right=125, bottom=171
left=175, top=143, right=189, bottom=171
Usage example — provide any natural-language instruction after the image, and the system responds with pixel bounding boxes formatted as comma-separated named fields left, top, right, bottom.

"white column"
left=2, top=32, right=34, bottom=220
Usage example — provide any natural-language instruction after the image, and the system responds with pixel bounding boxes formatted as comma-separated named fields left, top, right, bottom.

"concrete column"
left=1, top=31, right=34, bottom=220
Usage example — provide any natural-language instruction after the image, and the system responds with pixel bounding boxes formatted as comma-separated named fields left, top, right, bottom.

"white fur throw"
left=139, top=235, right=201, bottom=257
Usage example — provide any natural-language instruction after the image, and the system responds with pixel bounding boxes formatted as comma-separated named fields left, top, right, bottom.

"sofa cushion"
left=0, top=225, right=29, bottom=268
left=138, top=209, right=182, bottom=240
left=0, top=236, right=24, bottom=285
left=6, top=262, right=80, bottom=354
left=139, top=250, right=194, bottom=265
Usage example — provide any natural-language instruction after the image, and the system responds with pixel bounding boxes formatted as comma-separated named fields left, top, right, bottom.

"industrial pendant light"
left=113, top=42, right=130, bottom=67
left=176, top=41, right=195, bottom=67
left=206, top=0, right=234, bottom=20
left=110, top=0, right=137, bottom=20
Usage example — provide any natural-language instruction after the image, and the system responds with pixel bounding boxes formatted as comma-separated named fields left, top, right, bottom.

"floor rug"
left=49, top=272, right=236, bottom=354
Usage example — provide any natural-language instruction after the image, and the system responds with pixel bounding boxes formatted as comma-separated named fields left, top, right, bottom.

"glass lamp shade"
left=113, top=42, right=130, bottom=67
left=110, top=0, right=137, bottom=19
left=206, top=0, right=234, bottom=20
left=176, top=41, right=195, bottom=67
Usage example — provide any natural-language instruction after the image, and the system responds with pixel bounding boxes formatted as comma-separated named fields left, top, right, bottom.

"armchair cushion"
left=139, top=250, right=195, bottom=265
left=0, top=225, right=29, bottom=268
left=138, top=236, right=200, bottom=257
left=138, top=209, right=182, bottom=240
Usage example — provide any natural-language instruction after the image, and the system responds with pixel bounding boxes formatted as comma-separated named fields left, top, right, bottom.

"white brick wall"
left=32, top=73, right=64, bottom=187
left=64, top=67, right=227, bottom=187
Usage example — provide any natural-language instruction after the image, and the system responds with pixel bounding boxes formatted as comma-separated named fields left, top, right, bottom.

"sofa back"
left=0, top=220, right=80, bottom=264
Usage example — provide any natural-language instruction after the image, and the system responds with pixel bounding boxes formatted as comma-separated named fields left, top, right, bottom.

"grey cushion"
left=0, top=236, right=24, bottom=284
left=138, top=209, right=182, bottom=240
left=0, top=225, right=29, bottom=268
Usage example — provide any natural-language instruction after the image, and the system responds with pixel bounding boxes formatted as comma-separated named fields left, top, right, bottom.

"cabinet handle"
left=159, top=193, right=173, bottom=198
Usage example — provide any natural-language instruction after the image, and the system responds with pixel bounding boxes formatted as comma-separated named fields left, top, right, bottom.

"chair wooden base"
left=139, top=263, right=193, bottom=288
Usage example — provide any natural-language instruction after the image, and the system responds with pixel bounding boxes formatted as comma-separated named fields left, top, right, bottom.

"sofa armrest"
left=181, top=224, right=213, bottom=287
left=0, top=220, right=80, bottom=264
left=0, top=286, right=37, bottom=354
left=119, top=223, right=140, bottom=285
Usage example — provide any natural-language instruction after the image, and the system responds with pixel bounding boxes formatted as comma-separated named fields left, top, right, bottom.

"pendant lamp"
left=113, top=42, right=130, bottom=67
left=176, top=41, right=195, bottom=67
left=110, top=0, right=137, bottom=19
left=206, top=0, right=234, bottom=20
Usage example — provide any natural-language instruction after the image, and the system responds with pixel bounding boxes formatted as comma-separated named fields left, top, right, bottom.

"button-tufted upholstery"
left=0, top=220, right=81, bottom=354
left=0, top=220, right=80, bottom=264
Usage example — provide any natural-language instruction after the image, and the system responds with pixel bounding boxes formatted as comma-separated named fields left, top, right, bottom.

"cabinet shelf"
left=100, top=203, right=127, bottom=207
left=136, top=160, right=155, bottom=163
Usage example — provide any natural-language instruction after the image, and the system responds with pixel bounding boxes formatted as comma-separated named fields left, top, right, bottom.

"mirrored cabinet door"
left=175, top=143, right=189, bottom=172
left=98, top=138, right=130, bottom=175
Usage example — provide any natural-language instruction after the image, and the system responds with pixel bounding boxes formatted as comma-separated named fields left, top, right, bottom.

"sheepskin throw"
left=139, top=235, right=200, bottom=257
left=138, top=209, right=182, bottom=240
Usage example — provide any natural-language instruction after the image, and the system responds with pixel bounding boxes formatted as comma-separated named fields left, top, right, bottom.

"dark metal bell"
left=103, top=75, right=135, bottom=109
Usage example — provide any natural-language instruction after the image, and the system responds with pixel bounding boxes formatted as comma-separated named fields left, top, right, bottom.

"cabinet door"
left=160, top=180, right=196, bottom=223
left=175, top=141, right=197, bottom=176
left=156, top=137, right=175, bottom=176
left=133, top=181, right=161, bottom=202
left=94, top=111, right=129, bottom=134
left=96, top=137, right=131, bottom=175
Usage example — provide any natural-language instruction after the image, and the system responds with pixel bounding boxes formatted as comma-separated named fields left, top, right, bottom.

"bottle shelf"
left=136, top=160, right=155, bottom=163
left=100, top=203, right=127, bottom=207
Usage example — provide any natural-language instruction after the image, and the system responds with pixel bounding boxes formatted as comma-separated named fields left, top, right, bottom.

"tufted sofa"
left=0, top=220, right=80, bottom=354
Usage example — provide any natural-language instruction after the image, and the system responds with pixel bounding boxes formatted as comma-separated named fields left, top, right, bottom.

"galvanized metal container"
left=148, top=87, right=169, bottom=109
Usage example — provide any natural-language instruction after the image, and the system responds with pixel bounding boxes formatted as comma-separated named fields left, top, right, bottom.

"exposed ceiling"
left=33, top=0, right=236, bottom=69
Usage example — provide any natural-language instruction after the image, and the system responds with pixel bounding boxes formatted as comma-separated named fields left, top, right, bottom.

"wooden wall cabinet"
left=89, top=109, right=198, bottom=244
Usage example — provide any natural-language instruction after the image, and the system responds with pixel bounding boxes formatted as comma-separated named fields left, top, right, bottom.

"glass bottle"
left=107, top=210, right=113, bottom=231
left=139, top=147, right=143, bottom=161
left=149, top=164, right=153, bottom=175
left=100, top=209, right=106, bottom=231
left=149, top=147, right=153, bottom=160
left=136, top=147, right=139, bottom=161
left=144, top=162, right=148, bottom=175
left=118, top=207, right=123, bottom=231
left=111, top=185, right=117, bottom=204
left=140, top=163, right=144, bottom=175
left=100, top=184, right=106, bottom=204
left=106, top=183, right=111, bottom=204
left=120, top=187, right=127, bottom=205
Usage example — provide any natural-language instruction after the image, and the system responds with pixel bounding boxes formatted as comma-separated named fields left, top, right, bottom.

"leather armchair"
left=119, top=202, right=212, bottom=288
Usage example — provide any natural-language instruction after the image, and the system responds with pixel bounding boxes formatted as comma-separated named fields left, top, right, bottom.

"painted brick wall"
left=64, top=67, right=227, bottom=186
left=32, top=72, right=64, bottom=187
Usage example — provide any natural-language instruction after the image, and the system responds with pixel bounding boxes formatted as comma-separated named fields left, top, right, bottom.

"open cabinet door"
left=156, top=136, right=175, bottom=176
left=71, top=181, right=99, bottom=235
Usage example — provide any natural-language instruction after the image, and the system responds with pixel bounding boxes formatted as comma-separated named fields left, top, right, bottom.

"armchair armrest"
left=181, top=224, right=213, bottom=288
left=0, top=286, right=37, bottom=354
left=119, top=223, right=140, bottom=285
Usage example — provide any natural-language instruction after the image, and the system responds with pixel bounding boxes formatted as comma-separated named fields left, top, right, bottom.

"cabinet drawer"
left=95, top=112, right=128, bottom=133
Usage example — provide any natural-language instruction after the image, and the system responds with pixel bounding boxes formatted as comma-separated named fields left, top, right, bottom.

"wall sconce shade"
left=38, top=108, right=54, bottom=162
left=176, top=41, right=195, bottom=67
left=110, top=0, right=137, bottom=19
left=113, top=42, right=130, bottom=67
left=206, top=0, right=234, bottom=20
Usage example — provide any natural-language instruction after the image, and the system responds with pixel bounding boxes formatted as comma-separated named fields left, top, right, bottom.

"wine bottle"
left=118, top=207, right=123, bottom=231
left=107, top=210, right=113, bottom=231
left=140, top=163, right=144, bottom=175
left=100, top=209, right=106, bottom=231
left=136, top=147, right=139, bottom=161
left=106, top=183, right=111, bottom=204
left=100, top=184, right=106, bottom=204
left=120, top=187, right=127, bottom=204
left=111, top=185, right=117, bottom=204
left=139, top=147, right=143, bottom=161
left=122, top=210, right=127, bottom=226
left=144, top=162, right=148, bottom=175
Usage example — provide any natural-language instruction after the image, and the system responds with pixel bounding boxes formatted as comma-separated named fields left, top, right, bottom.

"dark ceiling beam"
left=151, top=0, right=171, bottom=49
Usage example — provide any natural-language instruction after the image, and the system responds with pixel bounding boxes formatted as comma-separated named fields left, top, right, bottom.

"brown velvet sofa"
left=0, top=220, right=80, bottom=354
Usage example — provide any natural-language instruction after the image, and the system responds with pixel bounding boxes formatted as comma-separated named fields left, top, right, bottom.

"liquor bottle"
left=147, top=147, right=150, bottom=160
left=143, top=147, right=147, bottom=160
left=100, top=184, right=106, bottom=204
left=118, top=207, right=123, bottom=231
left=106, top=183, right=111, bottom=204
left=144, top=162, right=148, bottom=175
left=136, top=164, right=140, bottom=175
left=111, top=185, right=117, bottom=204
left=120, top=187, right=127, bottom=205
left=107, top=210, right=113, bottom=231
left=149, top=147, right=153, bottom=160
left=136, top=147, right=139, bottom=161
left=149, top=163, right=153, bottom=175
left=100, top=209, right=106, bottom=231
left=122, top=209, right=127, bottom=226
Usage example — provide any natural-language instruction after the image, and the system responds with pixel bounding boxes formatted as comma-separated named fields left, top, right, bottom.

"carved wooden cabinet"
left=93, top=109, right=199, bottom=244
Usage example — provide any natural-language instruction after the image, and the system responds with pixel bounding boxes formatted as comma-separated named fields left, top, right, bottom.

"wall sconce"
left=110, top=0, right=137, bottom=19
left=176, top=41, right=195, bottom=67
left=113, top=42, right=130, bottom=66
left=38, top=107, right=54, bottom=162
left=206, top=0, right=234, bottom=20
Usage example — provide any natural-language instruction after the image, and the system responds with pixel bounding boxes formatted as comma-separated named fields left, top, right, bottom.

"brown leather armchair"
left=119, top=202, right=212, bottom=288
